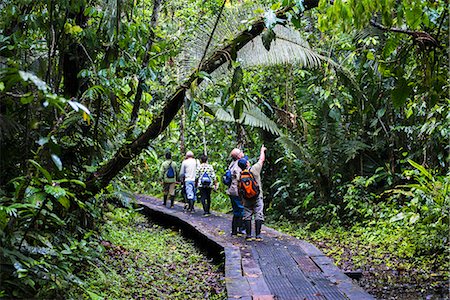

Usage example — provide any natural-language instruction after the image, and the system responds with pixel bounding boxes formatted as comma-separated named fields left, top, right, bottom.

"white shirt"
left=179, top=158, right=198, bottom=182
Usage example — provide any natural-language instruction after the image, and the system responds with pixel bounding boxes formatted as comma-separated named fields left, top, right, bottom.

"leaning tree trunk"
left=82, top=0, right=320, bottom=199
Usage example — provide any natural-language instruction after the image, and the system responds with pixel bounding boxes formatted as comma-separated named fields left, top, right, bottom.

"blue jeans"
left=184, top=181, right=196, bottom=201
left=229, top=195, right=244, bottom=217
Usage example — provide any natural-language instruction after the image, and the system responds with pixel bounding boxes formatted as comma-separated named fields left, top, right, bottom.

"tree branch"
left=370, top=19, right=439, bottom=48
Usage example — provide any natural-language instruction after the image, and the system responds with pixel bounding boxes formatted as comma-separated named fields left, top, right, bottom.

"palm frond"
left=240, top=105, right=281, bottom=135
left=213, top=106, right=235, bottom=122
left=177, top=2, right=261, bottom=83
left=207, top=102, right=281, bottom=135
left=276, top=134, right=304, bottom=158
left=237, top=25, right=323, bottom=68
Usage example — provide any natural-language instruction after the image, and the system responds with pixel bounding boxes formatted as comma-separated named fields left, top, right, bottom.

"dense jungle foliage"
left=0, top=0, right=448, bottom=298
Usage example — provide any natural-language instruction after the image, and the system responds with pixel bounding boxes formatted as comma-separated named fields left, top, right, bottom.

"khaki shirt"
left=250, top=161, right=263, bottom=194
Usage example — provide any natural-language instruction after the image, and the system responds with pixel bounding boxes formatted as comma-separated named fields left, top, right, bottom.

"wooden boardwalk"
left=137, top=195, right=374, bottom=300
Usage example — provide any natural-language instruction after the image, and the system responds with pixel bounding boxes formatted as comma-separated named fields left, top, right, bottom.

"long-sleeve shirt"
left=195, top=163, right=217, bottom=188
left=159, top=160, right=178, bottom=183
left=226, top=159, right=240, bottom=196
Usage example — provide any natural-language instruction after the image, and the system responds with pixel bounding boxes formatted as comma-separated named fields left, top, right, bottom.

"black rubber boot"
left=163, top=194, right=168, bottom=206
left=170, top=196, right=175, bottom=208
left=244, top=220, right=252, bottom=241
left=231, top=216, right=238, bottom=236
left=255, top=220, right=263, bottom=241
left=237, top=217, right=246, bottom=235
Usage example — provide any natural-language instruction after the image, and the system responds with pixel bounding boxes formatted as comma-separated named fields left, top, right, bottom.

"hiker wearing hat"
left=180, top=150, right=198, bottom=212
left=238, top=145, right=267, bottom=241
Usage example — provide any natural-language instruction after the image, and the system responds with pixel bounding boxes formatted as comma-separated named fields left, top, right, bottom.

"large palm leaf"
left=211, top=103, right=281, bottom=135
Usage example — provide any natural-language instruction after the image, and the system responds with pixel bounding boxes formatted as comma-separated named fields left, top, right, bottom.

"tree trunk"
left=128, top=0, right=162, bottom=134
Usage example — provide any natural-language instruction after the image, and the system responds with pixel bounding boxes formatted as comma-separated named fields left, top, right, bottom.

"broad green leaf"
left=390, top=212, right=405, bottom=222
left=261, top=28, right=276, bottom=51
left=51, top=154, right=63, bottom=171
left=58, top=196, right=70, bottom=209
left=409, top=213, right=420, bottom=224
left=29, top=160, right=52, bottom=182
left=391, top=78, right=411, bottom=108
left=44, top=185, right=66, bottom=199
left=230, top=66, right=243, bottom=94
left=408, top=159, right=432, bottom=180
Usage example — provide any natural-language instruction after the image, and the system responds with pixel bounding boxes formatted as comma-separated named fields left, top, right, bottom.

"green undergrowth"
left=267, top=220, right=449, bottom=298
left=74, top=206, right=226, bottom=299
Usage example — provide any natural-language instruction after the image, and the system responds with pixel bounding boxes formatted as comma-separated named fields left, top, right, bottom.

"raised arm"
left=258, top=145, right=267, bottom=165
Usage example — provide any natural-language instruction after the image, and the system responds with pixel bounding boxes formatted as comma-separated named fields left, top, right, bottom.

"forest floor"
left=268, top=221, right=449, bottom=300
left=77, top=205, right=226, bottom=299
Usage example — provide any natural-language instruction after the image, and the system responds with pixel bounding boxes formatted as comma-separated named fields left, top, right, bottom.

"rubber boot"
left=244, top=220, right=252, bottom=241
left=170, top=195, right=175, bottom=208
left=231, top=216, right=238, bottom=236
left=237, top=217, right=246, bottom=236
left=163, top=194, right=168, bottom=206
left=255, top=220, right=263, bottom=241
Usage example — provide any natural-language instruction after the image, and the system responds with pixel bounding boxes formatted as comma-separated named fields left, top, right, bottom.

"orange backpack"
left=239, top=169, right=260, bottom=200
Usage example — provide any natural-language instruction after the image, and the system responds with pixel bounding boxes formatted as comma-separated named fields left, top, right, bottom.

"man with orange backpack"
left=238, top=145, right=267, bottom=241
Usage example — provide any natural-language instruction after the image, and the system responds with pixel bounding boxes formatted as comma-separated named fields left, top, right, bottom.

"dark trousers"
left=199, top=187, right=212, bottom=214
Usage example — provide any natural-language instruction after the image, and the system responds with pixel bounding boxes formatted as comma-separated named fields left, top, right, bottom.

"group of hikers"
left=159, top=145, right=267, bottom=241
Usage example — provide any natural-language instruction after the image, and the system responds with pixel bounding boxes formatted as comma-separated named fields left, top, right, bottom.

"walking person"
left=238, top=145, right=267, bottom=241
left=159, top=151, right=178, bottom=208
left=179, top=151, right=198, bottom=212
left=226, top=148, right=245, bottom=236
left=195, top=154, right=218, bottom=216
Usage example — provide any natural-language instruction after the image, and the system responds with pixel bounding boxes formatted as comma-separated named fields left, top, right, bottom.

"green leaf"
left=408, top=159, right=432, bottom=180
left=197, top=71, right=211, bottom=81
left=58, top=196, right=70, bottom=209
left=390, top=212, right=405, bottom=222
left=233, top=101, right=244, bottom=120
left=230, top=66, right=243, bottom=94
left=0, top=82, right=4, bottom=91
left=51, top=154, right=63, bottom=171
left=29, top=160, right=52, bottom=182
left=409, top=213, right=420, bottom=224
left=261, top=28, right=276, bottom=51
left=86, top=290, right=104, bottom=300
left=44, top=185, right=66, bottom=199
left=376, top=108, right=386, bottom=118
left=391, top=78, right=411, bottom=108
left=20, top=94, right=33, bottom=104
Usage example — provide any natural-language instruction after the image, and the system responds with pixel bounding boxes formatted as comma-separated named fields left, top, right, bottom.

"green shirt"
left=160, top=160, right=178, bottom=183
